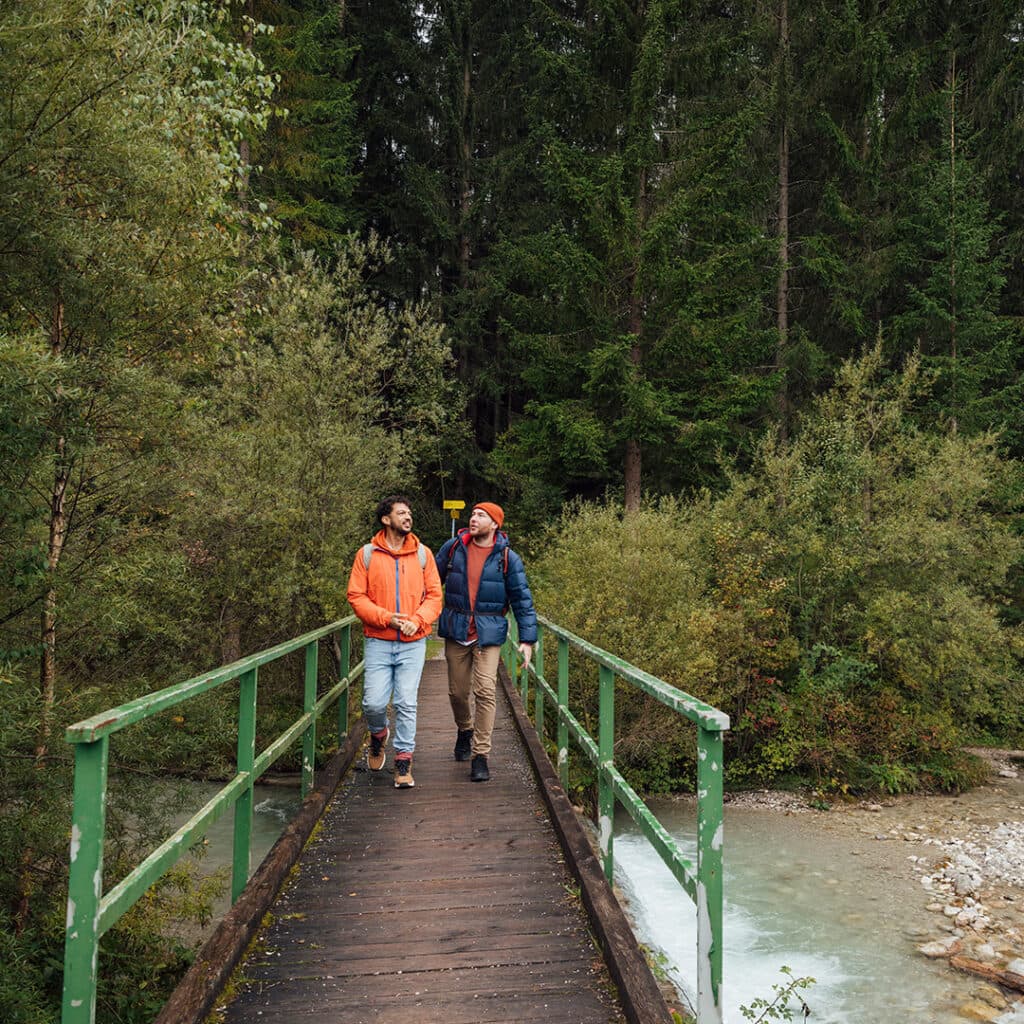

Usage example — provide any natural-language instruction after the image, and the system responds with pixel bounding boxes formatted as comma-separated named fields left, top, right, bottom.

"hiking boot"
left=454, top=729, right=473, bottom=762
left=470, top=754, right=490, bottom=783
left=367, top=726, right=389, bottom=771
left=394, top=756, right=415, bottom=788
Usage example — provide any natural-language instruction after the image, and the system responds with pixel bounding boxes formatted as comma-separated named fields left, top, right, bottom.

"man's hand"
left=389, top=613, right=419, bottom=636
left=517, top=642, right=533, bottom=671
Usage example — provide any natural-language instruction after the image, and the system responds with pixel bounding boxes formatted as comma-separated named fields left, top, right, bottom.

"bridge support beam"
left=598, top=664, right=615, bottom=882
left=232, top=667, right=258, bottom=903
left=62, top=736, right=108, bottom=1024
left=697, top=726, right=724, bottom=1024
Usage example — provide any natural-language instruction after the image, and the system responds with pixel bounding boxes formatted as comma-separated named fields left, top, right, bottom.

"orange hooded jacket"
left=346, top=530, right=442, bottom=642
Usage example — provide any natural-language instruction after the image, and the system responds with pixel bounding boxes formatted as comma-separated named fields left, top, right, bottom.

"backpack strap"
left=446, top=536, right=509, bottom=576
left=364, top=542, right=427, bottom=569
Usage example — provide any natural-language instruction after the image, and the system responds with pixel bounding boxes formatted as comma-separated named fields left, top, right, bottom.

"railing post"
left=598, top=664, right=615, bottom=882
left=533, top=629, right=544, bottom=739
left=232, top=666, right=258, bottom=903
left=337, top=623, right=350, bottom=743
left=506, top=615, right=521, bottom=698
left=513, top=618, right=528, bottom=703
left=557, top=637, right=569, bottom=791
left=301, top=641, right=318, bottom=798
left=697, top=724, right=725, bottom=1024
left=61, top=736, right=109, bottom=1024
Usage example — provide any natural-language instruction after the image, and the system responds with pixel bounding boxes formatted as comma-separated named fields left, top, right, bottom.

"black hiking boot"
left=454, top=729, right=473, bottom=762
left=470, top=754, right=490, bottom=783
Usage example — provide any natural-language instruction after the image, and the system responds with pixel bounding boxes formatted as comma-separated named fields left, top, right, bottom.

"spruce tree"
left=250, top=0, right=361, bottom=250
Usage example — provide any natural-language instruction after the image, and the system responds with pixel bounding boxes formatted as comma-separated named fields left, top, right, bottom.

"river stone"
left=994, top=1003, right=1024, bottom=1024
left=974, top=943, right=997, bottom=960
left=1007, top=959, right=1024, bottom=976
left=954, top=870, right=980, bottom=896
left=972, top=984, right=1009, bottom=1010
left=959, top=1000, right=1002, bottom=1021
left=918, top=937, right=962, bottom=958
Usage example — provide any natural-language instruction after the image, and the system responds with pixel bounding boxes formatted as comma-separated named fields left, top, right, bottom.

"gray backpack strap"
left=364, top=542, right=427, bottom=569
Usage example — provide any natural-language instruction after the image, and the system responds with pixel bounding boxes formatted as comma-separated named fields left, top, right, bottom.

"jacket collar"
left=372, top=528, right=420, bottom=556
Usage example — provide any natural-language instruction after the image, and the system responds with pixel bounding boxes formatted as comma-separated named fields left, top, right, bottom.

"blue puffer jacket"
left=435, top=529, right=538, bottom=647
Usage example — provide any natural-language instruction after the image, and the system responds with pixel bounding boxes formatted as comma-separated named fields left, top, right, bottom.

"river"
left=613, top=786, right=1024, bottom=1024
left=169, top=780, right=302, bottom=929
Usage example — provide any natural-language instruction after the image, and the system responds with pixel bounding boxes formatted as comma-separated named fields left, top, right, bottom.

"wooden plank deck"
left=220, top=653, right=628, bottom=1024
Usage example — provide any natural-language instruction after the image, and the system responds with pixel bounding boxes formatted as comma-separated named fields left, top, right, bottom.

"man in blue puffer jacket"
left=435, top=502, right=537, bottom=782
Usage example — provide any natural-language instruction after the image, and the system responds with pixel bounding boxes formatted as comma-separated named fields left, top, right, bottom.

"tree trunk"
left=948, top=50, right=958, bottom=432
left=37, top=294, right=67, bottom=763
left=624, top=439, right=641, bottom=512
left=949, top=956, right=1024, bottom=993
left=238, top=2, right=255, bottom=203
left=456, top=9, right=477, bottom=435
left=20, top=293, right=68, bottom=934
left=775, top=0, right=790, bottom=440
left=222, top=602, right=242, bottom=666
left=38, top=443, right=68, bottom=761
left=623, top=161, right=648, bottom=516
left=459, top=39, right=472, bottom=293
left=624, top=291, right=643, bottom=513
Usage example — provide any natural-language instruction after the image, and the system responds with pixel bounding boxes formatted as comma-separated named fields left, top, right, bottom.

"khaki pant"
left=444, top=640, right=502, bottom=756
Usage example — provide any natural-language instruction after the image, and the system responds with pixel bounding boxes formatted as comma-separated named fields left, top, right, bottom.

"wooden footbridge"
left=61, top=616, right=728, bottom=1024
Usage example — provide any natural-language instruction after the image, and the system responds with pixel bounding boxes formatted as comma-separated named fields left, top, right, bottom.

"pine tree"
left=489, top=0, right=777, bottom=518
left=251, top=0, right=361, bottom=250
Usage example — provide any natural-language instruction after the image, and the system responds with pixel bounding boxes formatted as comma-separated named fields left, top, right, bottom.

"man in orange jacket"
left=346, top=495, right=442, bottom=789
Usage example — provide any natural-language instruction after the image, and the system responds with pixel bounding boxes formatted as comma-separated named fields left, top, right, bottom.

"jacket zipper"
left=394, top=556, right=401, bottom=640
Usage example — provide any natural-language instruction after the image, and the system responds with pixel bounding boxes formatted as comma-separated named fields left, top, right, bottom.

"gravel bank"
left=737, top=750, right=1024, bottom=1023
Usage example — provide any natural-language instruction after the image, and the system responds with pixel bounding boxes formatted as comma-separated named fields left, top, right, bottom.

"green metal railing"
left=504, top=614, right=729, bottom=1024
left=61, top=616, right=362, bottom=1024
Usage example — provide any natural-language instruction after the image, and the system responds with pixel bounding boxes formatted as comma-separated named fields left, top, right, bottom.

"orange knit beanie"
left=473, top=502, right=504, bottom=528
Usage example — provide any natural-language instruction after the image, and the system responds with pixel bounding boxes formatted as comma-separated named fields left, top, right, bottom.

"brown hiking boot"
left=367, top=726, right=389, bottom=771
left=394, top=756, right=415, bottom=788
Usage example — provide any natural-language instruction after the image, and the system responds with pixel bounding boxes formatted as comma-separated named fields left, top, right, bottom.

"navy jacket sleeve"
left=505, top=550, right=538, bottom=644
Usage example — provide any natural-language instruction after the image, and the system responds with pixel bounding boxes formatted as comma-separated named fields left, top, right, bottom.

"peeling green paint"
left=505, top=614, right=726, bottom=1023
left=60, top=618, right=362, bottom=1024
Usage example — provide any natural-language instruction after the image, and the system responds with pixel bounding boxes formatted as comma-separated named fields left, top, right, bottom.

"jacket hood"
left=371, top=529, right=423, bottom=556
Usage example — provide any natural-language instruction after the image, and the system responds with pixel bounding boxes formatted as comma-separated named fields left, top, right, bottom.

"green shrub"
left=533, top=348, right=1023, bottom=793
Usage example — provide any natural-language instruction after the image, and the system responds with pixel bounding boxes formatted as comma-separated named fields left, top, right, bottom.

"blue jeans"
left=362, top=637, right=426, bottom=755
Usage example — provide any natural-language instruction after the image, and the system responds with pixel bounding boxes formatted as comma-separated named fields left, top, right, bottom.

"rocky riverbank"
left=729, top=750, right=1024, bottom=1023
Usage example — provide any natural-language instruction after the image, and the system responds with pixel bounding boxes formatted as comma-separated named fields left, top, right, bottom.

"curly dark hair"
left=375, top=495, right=412, bottom=526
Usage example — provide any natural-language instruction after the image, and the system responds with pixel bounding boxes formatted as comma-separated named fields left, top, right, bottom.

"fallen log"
left=950, top=955, right=1024, bottom=993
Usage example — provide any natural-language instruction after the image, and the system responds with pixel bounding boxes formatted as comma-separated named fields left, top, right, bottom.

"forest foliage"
left=1, top=0, right=1023, bottom=1020
left=533, top=348, right=1023, bottom=795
